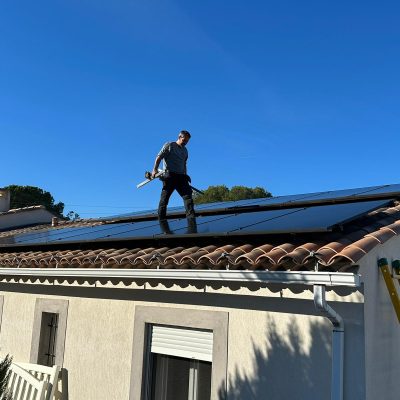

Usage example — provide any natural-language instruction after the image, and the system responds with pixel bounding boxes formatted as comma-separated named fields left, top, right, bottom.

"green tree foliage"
left=193, top=185, right=272, bottom=204
left=65, top=211, right=81, bottom=221
left=0, top=354, right=13, bottom=400
left=4, top=185, right=65, bottom=218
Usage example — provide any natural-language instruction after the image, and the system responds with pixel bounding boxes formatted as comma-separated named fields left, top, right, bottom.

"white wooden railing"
left=7, top=363, right=46, bottom=400
left=6, top=362, right=60, bottom=400
left=15, top=363, right=61, bottom=400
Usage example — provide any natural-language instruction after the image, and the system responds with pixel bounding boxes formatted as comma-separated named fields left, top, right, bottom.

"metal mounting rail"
left=378, top=258, right=400, bottom=323
left=0, top=268, right=361, bottom=287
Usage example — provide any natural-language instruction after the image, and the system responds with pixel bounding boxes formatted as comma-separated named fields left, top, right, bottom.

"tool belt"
left=160, top=171, right=190, bottom=182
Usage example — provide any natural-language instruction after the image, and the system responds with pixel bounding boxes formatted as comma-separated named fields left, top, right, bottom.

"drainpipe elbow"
left=313, top=285, right=344, bottom=331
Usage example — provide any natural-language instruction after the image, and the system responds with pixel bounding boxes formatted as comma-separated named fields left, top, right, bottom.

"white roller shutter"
left=151, top=325, right=213, bottom=362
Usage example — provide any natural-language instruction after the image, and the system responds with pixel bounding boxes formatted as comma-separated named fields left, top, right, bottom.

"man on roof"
left=152, top=130, right=195, bottom=220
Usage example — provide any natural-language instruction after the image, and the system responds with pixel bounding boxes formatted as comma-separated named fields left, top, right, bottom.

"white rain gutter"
left=0, top=268, right=361, bottom=287
left=314, top=284, right=344, bottom=400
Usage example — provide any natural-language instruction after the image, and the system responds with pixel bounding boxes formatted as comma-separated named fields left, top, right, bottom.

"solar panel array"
left=0, top=198, right=392, bottom=246
left=0, top=184, right=399, bottom=247
left=106, top=183, right=400, bottom=220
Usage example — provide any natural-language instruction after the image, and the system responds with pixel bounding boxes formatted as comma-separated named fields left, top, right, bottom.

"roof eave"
left=0, top=268, right=362, bottom=287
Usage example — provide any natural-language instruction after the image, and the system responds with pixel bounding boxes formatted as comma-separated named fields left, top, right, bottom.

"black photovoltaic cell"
left=0, top=199, right=390, bottom=246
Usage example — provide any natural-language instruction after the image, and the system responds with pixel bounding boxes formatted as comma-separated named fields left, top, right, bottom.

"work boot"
left=183, top=196, right=195, bottom=219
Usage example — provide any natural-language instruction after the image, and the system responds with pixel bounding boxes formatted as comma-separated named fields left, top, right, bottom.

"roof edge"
left=0, top=268, right=362, bottom=287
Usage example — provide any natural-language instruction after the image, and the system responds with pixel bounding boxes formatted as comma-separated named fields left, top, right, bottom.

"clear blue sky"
left=1, top=0, right=399, bottom=218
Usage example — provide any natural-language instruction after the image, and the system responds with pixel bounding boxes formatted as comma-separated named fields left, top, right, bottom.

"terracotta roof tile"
left=0, top=205, right=46, bottom=215
left=330, top=246, right=367, bottom=265
left=383, top=221, right=400, bottom=235
left=0, top=218, right=104, bottom=237
left=256, top=243, right=296, bottom=265
left=198, top=245, right=237, bottom=265
left=180, top=245, right=218, bottom=264
left=235, top=244, right=274, bottom=266
left=164, top=247, right=201, bottom=265
left=366, top=229, right=396, bottom=243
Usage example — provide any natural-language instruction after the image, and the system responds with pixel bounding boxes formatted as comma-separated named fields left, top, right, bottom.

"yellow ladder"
left=378, top=258, right=400, bottom=323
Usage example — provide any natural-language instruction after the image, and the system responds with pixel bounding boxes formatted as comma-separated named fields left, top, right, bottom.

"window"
left=30, top=299, right=68, bottom=367
left=149, top=354, right=211, bottom=400
left=130, top=306, right=228, bottom=400
left=37, top=312, right=59, bottom=367
left=145, top=325, right=212, bottom=400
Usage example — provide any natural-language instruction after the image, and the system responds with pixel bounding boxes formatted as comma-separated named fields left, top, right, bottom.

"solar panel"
left=158, top=199, right=389, bottom=236
left=201, top=184, right=400, bottom=211
left=104, top=183, right=400, bottom=221
left=1, top=199, right=390, bottom=246
left=103, top=205, right=184, bottom=220
left=2, top=221, right=153, bottom=245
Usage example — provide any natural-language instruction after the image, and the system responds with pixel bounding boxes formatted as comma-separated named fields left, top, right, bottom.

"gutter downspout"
left=314, top=284, right=344, bottom=400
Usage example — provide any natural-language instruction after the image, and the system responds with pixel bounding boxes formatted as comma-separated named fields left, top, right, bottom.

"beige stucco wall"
left=64, top=298, right=135, bottom=399
left=0, top=277, right=365, bottom=400
left=0, top=208, right=55, bottom=230
left=0, top=291, right=37, bottom=361
left=361, top=235, right=400, bottom=400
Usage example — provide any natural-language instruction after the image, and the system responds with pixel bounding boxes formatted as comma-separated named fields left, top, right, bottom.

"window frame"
left=30, top=298, right=69, bottom=367
left=37, top=311, right=59, bottom=367
left=130, top=306, right=228, bottom=400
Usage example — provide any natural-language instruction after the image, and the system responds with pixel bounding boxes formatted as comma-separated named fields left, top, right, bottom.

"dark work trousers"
left=158, top=173, right=195, bottom=219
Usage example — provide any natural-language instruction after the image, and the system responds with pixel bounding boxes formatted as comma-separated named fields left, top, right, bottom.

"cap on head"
left=179, top=130, right=191, bottom=138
